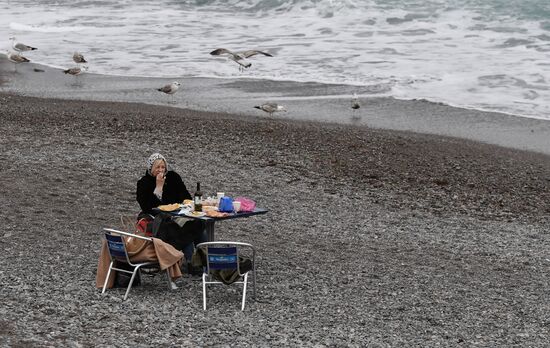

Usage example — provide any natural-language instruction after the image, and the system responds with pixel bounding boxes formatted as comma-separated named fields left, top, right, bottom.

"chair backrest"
left=206, top=246, right=240, bottom=273
left=105, top=232, right=131, bottom=264
left=197, top=242, right=255, bottom=277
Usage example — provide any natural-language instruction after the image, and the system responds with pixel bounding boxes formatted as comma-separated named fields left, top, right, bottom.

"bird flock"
left=3, top=38, right=362, bottom=117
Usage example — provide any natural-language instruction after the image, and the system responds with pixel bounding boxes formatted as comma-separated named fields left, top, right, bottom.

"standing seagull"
left=73, top=52, right=87, bottom=64
left=157, top=81, right=181, bottom=103
left=254, top=102, right=286, bottom=116
left=350, top=93, right=361, bottom=121
left=63, top=65, right=88, bottom=85
left=351, top=93, right=360, bottom=110
left=210, top=48, right=273, bottom=71
left=6, top=51, right=30, bottom=72
left=10, top=37, right=37, bottom=53
left=63, top=66, right=88, bottom=76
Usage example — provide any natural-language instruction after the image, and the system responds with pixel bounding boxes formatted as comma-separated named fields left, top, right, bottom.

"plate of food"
left=183, top=210, right=206, bottom=217
left=205, top=210, right=230, bottom=218
left=158, top=203, right=182, bottom=212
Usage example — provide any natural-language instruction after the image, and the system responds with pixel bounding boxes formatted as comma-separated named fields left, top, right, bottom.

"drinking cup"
left=232, top=201, right=241, bottom=213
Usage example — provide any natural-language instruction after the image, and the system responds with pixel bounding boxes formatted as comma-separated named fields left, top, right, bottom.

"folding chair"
left=196, top=242, right=256, bottom=311
left=101, top=228, right=176, bottom=301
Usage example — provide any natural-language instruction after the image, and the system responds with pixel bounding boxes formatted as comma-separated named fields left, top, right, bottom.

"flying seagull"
left=254, top=103, right=286, bottom=116
left=10, top=37, right=37, bottom=53
left=210, top=48, right=273, bottom=71
left=73, top=52, right=87, bottom=64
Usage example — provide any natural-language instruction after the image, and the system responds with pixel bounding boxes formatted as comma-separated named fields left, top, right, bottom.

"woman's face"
left=151, top=159, right=166, bottom=177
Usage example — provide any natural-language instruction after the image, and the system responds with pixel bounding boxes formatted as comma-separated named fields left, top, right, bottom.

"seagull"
left=73, top=52, right=87, bottom=64
left=63, top=66, right=88, bottom=76
left=210, top=48, right=273, bottom=71
left=63, top=66, right=88, bottom=85
left=254, top=103, right=286, bottom=116
left=157, top=81, right=180, bottom=95
left=350, top=93, right=361, bottom=121
left=351, top=93, right=360, bottom=110
left=6, top=51, right=30, bottom=71
left=7, top=51, right=30, bottom=64
left=9, top=37, right=37, bottom=53
left=157, top=81, right=181, bottom=103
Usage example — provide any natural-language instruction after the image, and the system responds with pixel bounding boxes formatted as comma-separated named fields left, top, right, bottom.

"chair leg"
left=252, top=261, right=256, bottom=300
left=241, top=272, right=248, bottom=311
left=166, top=270, right=177, bottom=290
left=202, top=273, right=207, bottom=310
left=102, top=262, right=114, bottom=294
left=123, top=267, right=140, bottom=301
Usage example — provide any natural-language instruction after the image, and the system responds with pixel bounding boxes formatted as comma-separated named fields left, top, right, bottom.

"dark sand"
left=1, top=60, right=550, bottom=346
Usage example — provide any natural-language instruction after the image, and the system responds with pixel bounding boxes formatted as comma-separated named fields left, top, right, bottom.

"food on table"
left=158, top=203, right=181, bottom=211
left=205, top=210, right=230, bottom=218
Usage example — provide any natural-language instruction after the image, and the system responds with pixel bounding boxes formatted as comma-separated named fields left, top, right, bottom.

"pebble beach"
left=1, top=69, right=550, bottom=347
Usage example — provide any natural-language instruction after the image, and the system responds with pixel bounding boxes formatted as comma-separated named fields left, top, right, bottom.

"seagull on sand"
left=63, top=66, right=88, bottom=85
left=63, top=66, right=88, bottom=76
left=6, top=51, right=30, bottom=71
left=157, top=81, right=181, bottom=103
left=351, top=93, right=360, bottom=110
left=254, top=102, right=286, bottom=116
left=10, top=37, right=37, bottom=53
left=350, top=93, right=361, bottom=121
left=7, top=51, right=30, bottom=64
left=73, top=52, right=87, bottom=64
left=210, top=48, right=273, bottom=71
left=157, top=81, right=180, bottom=95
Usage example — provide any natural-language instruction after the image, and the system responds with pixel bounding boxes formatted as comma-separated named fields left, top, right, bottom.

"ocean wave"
left=10, top=22, right=88, bottom=33
left=2, top=0, right=550, bottom=120
left=182, top=0, right=550, bottom=21
left=183, top=0, right=358, bottom=15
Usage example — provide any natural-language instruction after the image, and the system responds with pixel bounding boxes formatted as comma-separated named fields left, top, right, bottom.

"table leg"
left=205, top=220, right=215, bottom=241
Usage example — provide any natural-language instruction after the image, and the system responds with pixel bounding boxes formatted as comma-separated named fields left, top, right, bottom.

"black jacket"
left=136, top=170, right=192, bottom=215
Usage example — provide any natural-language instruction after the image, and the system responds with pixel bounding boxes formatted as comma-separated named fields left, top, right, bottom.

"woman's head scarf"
left=146, top=153, right=167, bottom=175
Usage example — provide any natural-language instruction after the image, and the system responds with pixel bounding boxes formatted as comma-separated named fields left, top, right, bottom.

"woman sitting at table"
left=136, top=153, right=207, bottom=271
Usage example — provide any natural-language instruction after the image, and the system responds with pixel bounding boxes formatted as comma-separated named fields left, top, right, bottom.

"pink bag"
left=234, top=197, right=256, bottom=212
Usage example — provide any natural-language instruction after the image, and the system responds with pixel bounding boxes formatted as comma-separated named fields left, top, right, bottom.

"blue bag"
left=218, top=196, right=234, bottom=212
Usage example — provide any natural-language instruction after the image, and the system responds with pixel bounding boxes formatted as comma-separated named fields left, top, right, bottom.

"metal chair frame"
left=196, top=241, right=256, bottom=311
left=101, top=228, right=176, bottom=301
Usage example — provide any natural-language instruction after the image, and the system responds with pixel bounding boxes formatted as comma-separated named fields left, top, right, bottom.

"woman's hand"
left=155, top=172, right=166, bottom=189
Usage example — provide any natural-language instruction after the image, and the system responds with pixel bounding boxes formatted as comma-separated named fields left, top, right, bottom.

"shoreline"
left=2, top=58, right=550, bottom=156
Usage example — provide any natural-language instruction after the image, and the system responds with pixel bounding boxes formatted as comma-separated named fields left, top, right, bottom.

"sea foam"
left=10, top=22, right=87, bottom=33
